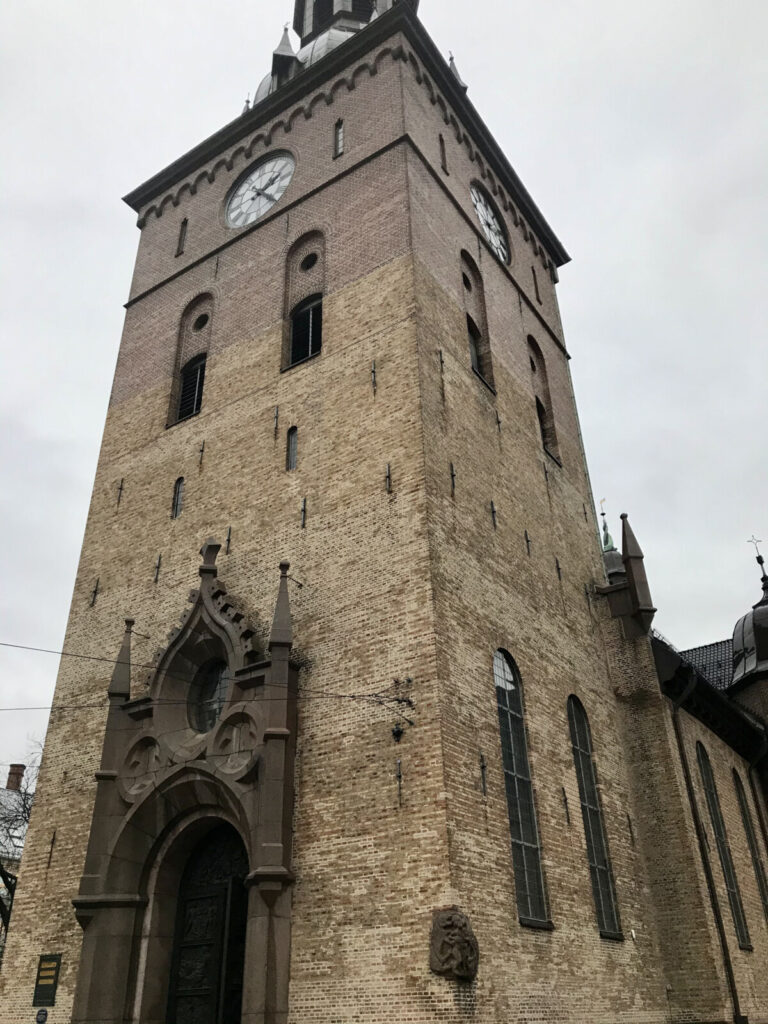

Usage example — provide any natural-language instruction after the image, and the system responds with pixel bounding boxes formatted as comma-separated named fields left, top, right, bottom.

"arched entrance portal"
left=167, top=824, right=249, bottom=1024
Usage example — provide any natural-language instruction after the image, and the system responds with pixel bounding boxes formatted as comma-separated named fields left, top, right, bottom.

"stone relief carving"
left=429, top=907, right=479, bottom=982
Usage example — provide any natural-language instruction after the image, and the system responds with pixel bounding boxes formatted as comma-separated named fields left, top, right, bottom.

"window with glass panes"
left=733, top=770, right=768, bottom=923
left=494, top=651, right=549, bottom=926
left=567, top=696, right=622, bottom=938
left=696, top=743, right=751, bottom=949
left=290, top=295, right=323, bottom=365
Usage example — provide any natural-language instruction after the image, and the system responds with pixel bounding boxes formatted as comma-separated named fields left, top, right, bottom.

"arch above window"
left=460, top=251, right=494, bottom=389
left=169, top=295, right=213, bottom=427
left=528, top=335, right=559, bottom=460
left=284, top=232, right=326, bottom=370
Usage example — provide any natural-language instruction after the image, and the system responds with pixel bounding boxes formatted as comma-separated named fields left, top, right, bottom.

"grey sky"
left=1, top=0, right=766, bottom=767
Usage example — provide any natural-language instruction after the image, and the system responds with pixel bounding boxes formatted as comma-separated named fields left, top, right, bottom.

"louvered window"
left=733, top=770, right=768, bottom=923
left=568, top=696, right=622, bottom=938
left=313, top=0, right=333, bottom=32
left=171, top=477, right=184, bottom=520
left=290, top=295, right=323, bottom=366
left=494, top=651, right=550, bottom=926
left=696, top=743, right=751, bottom=948
left=178, top=355, right=206, bottom=421
left=286, top=427, right=298, bottom=471
left=352, top=0, right=373, bottom=16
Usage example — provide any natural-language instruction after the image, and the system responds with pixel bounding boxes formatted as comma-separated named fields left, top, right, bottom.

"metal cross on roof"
left=748, top=535, right=763, bottom=559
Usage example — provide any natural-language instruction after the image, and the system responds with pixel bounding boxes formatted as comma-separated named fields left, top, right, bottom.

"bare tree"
left=0, top=743, right=40, bottom=951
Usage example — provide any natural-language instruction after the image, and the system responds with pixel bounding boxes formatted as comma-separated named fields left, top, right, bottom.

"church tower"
left=3, top=3, right=768, bottom=1023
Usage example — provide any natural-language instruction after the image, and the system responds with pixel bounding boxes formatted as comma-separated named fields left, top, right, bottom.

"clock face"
left=226, top=153, right=296, bottom=229
left=470, top=184, right=509, bottom=264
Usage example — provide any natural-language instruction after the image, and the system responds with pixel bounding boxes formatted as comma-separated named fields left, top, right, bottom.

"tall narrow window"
left=178, top=354, right=207, bottom=420
left=567, top=696, right=622, bottom=939
left=528, top=336, right=559, bottom=460
left=467, top=316, right=481, bottom=375
left=733, top=770, right=768, bottom=923
left=171, top=477, right=185, bottom=519
left=697, top=744, right=751, bottom=949
left=439, top=134, right=448, bottom=174
left=290, top=295, right=323, bottom=366
left=284, top=232, right=326, bottom=370
left=169, top=295, right=213, bottom=428
left=286, top=427, right=298, bottom=471
left=460, top=252, right=494, bottom=388
left=176, top=217, right=188, bottom=257
left=494, top=651, right=550, bottom=926
left=334, top=119, right=345, bottom=158
left=531, top=265, right=542, bottom=304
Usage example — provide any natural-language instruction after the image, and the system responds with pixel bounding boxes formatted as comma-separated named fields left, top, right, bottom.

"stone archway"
left=71, top=549, right=299, bottom=1024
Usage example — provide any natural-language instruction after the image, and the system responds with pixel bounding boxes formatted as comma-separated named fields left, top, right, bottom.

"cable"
left=0, top=639, right=414, bottom=716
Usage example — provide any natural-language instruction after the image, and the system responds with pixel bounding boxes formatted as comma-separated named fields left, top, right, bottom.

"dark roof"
left=681, top=639, right=733, bottom=692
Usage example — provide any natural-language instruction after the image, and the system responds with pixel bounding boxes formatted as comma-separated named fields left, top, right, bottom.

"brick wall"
left=2, top=21, right=767, bottom=1024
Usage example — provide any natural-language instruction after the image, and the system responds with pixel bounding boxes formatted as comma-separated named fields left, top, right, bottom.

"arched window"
left=528, top=336, right=559, bottom=459
left=494, top=651, right=549, bottom=926
left=167, top=825, right=248, bottom=1024
left=284, top=232, right=326, bottom=370
left=696, top=743, right=751, bottom=949
left=286, top=426, right=298, bottom=471
left=733, top=770, right=768, bottom=923
left=567, top=696, right=622, bottom=938
left=334, top=119, right=345, bottom=158
left=290, top=294, right=323, bottom=366
left=188, top=659, right=229, bottom=734
left=171, top=477, right=184, bottom=519
left=178, top=354, right=207, bottom=421
left=169, top=295, right=213, bottom=427
left=460, top=251, right=494, bottom=388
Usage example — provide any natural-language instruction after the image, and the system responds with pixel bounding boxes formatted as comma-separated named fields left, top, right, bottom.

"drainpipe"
left=670, top=668, right=746, bottom=1024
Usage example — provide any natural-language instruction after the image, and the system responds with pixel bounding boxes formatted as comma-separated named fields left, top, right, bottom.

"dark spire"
left=621, top=513, right=656, bottom=634
left=748, top=536, right=768, bottom=608
left=272, top=24, right=300, bottom=85
left=109, top=619, right=134, bottom=699
left=270, top=561, right=294, bottom=649
left=600, top=505, right=625, bottom=585
left=732, top=538, right=768, bottom=687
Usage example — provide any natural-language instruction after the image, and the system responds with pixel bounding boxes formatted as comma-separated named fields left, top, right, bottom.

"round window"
left=193, top=313, right=210, bottom=332
left=188, top=659, right=229, bottom=733
left=300, top=253, right=318, bottom=272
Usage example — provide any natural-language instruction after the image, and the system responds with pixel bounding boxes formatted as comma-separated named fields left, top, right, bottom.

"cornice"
left=123, top=4, right=569, bottom=270
left=652, top=634, right=768, bottom=762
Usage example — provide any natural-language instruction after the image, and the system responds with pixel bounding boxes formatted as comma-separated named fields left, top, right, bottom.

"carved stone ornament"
left=429, top=907, right=479, bottom=982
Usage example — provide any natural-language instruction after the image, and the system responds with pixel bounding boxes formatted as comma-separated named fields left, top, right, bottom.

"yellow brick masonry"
left=3, top=25, right=768, bottom=1024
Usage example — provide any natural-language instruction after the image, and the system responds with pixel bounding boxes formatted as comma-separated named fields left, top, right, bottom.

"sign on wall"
left=32, top=955, right=61, bottom=1008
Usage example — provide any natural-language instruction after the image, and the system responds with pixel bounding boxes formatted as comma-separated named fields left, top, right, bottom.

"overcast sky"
left=1, top=0, right=766, bottom=768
